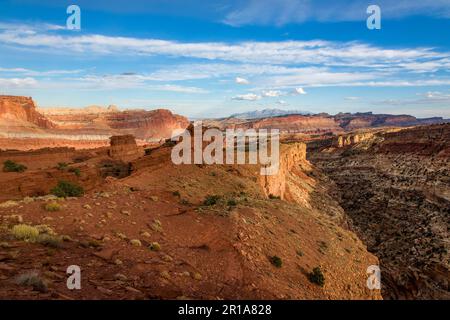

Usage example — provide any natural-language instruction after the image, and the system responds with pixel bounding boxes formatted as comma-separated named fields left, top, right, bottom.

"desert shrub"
left=172, top=191, right=181, bottom=197
left=268, top=194, right=281, bottom=200
left=35, top=234, right=63, bottom=248
left=227, top=199, right=237, bottom=206
left=180, top=199, right=190, bottom=206
left=51, top=180, right=84, bottom=198
left=149, top=242, right=161, bottom=251
left=144, top=148, right=152, bottom=156
left=150, top=219, right=163, bottom=233
left=44, top=202, right=61, bottom=212
left=11, top=224, right=39, bottom=241
left=203, top=195, right=221, bottom=206
left=56, top=162, right=68, bottom=170
left=162, top=140, right=177, bottom=147
left=308, top=267, right=325, bottom=287
left=15, top=271, right=48, bottom=293
left=269, top=255, right=282, bottom=268
left=3, top=160, right=27, bottom=173
left=69, top=167, right=81, bottom=177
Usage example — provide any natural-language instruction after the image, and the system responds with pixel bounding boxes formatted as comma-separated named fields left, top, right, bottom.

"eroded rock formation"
left=309, top=124, right=450, bottom=299
left=0, top=95, right=189, bottom=150
left=108, top=135, right=144, bottom=162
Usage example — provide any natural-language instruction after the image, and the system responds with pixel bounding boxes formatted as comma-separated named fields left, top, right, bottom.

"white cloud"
left=293, top=87, right=307, bottom=95
left=0, top=77, right=37, bottom=88
left=0, top=66, right=84, bottom=76
left=232, top=93, right=261, bottom=101
left=223, top=0, right=450, bottom=26
left=235, top=77, right=249, bottom=85
left=1, top=22, right=450, bottom=95
left=0, top=22, right=447, bottom=71
left=345, top=96, right=360, bottom=101
left=262, top=90, right=283, bottom=97
left=155, top=84, right=208, bottom=94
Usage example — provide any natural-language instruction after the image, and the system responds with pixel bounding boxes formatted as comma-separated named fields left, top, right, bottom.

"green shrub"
left=51, top=180, right=84, bottom=198
left=172, top=191, right=181, bottom=197
left=69, top=167, right=81, bottom=177
left=308, top=267, right=325, bottom=287
left=227, top=199, right=237, bottom=206
left=3, top=160, right=27, bottom=173
left=44, top=202, right=61, bottom=212
left=203, top=195, right=221, bottom=206
left=269, top=255, right=282, bottom=268
left=56, top=162, right=68, bottom=170
left=268, top=194, right=281, bottom=200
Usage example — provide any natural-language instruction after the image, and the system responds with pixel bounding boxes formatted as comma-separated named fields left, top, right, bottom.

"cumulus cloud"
left=235, top=77, right=249, bottom=84
left=232, top=93, right=261, bottom=101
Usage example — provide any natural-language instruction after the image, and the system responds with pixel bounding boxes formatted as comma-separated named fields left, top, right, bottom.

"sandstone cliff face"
left=259, top=143, right=307, bottom=199
left=309, top=124, right=450, bottom=299
left=0, top=96, right=54, bottom=129
left=0, top=95, right=189, bottom=150
left=108, top=135, right=144, bottom=162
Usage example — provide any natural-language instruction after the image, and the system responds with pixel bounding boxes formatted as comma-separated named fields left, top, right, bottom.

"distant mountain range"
left=230, top=108, right=312, bottom=119
left=203, top=110, right=449, bottom=134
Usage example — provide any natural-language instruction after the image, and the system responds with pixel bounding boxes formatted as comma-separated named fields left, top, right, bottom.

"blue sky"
left=0, top=0, right=449, bottom=118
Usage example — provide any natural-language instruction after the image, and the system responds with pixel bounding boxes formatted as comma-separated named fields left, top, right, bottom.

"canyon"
left=0, top=95, right=448, bottom=300
left=308, top=124, right=450, bottom=299
left=0, top=130, right=381, bottom=300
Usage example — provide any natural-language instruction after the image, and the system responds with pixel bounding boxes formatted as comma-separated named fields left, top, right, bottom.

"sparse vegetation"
left=227, top=199, right=237, bottom=206
left=51, top=180, right=84, bottom=198
left=11, top=224, right=40, bottom=241
left=56, top=162, right=68, bottom=170
left=162, top=140, right=177, bottom=147
left=35, top=234, right=63, bottom=248
left=69, top=167, right=81, bottom=177
left=15, top=271, right=48, bottom=293
left=172, top=191, right=181, bottom=197
left=203, top=195, right=221, bottom=206
left=149, top=242, right=161, bottom=251
left=269, top=255, right=283, bottom=268
left=144, top=148, right=152, bottom=156
left=269, top=194, right=281, bottom=200
left=318, top=240, right=328, bottom=254
left=44, top=202, right=61, bottom=212
left=3, top=160, right=27, bottom=173
left=180, top=199, right=190, bottom=206
left=130, top=239, right=142, bottom=247
left=308, top=267, right=325, bottom=287
left=150, top=219, right=163, bottom=232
